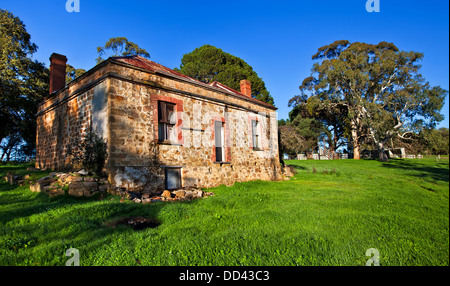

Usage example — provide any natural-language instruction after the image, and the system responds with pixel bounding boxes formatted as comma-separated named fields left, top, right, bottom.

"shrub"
left=68, top=130, right=108, bottom=177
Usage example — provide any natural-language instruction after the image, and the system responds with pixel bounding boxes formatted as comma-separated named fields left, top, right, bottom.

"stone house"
left=36, top=53, right=282, bottom=194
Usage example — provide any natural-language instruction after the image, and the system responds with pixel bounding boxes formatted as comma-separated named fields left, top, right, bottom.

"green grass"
left=0, top=158, right=448, bottom=266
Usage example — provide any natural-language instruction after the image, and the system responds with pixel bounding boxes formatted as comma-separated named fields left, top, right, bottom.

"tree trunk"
left=377, top=142, right=389, bottom=162
left=351, top=128, right=360, bottom=160
left=6, top=149, right=11, bottom=162
left=353, top=145, right=360, bottom=160
left=331, top=130, right=338, bottom=159
left=329, top=142, right=336, bottom=160
left=368, top=125, right=390, bottom=162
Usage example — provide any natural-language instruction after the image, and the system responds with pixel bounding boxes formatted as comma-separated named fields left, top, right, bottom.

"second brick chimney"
left=49, top=53, right=67, bottom=94
left=240, top=79, right=252, bottom=97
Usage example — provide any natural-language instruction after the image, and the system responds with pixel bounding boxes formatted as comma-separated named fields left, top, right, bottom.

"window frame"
left=158, top=101, right=176, bottom=143
left=164, top=167, right=182, bottom=190
left=251, top=119, right=261, bottom=150
left=214, top=120, right=225, bottom=162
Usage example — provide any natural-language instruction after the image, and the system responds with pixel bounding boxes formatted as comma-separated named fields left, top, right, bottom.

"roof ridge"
left=207, top=80, right=256, bottom=101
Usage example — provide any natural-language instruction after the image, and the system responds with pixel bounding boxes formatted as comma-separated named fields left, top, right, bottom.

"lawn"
left=0, top=157, right=448, bottom=266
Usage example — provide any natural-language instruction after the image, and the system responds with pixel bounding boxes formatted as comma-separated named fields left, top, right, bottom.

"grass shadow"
left=0, top=188, right=169, bottom=265
left=381, top=159, right=449, bottom=183
left=287, top=164, right=307, bottom=170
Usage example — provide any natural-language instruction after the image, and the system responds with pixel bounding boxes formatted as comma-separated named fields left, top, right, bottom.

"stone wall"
left=36, top=59, right=282, bottom=194
left=106, top=63, right=282, bottom=192
left=36, top=60, right=113, bottom=171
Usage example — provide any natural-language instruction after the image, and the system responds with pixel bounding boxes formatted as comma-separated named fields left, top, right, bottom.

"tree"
left=0, top=131, right=21, bottom=161
left=289, top=91, right=350, bottom=159
left=292, top=40, right=447, bottom=161
left=278, top=124, right=305, bottom=159
left=280, top=101, right=325, bottom=157
left=292, top=115, right=325, bottom=156
left=175, top=45, right=275, bottom=105
left=66, top=64, right=86, bottom=83
left=424, top=127, right=449, bottom=155
left=0, top=9, right=49, bottom=159
left=96, top=37, right=150, bottom=64
left=389, top=127, right=449, bottom=156
left=278, top=119, right=288, bottom=126
left=390, top=131, right=426, bottom=155
left=308, top=97, right=349, bottom=159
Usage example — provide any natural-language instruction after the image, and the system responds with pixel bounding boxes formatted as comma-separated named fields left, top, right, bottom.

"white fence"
left=297, top=153, right=349, bottom=160
left=296, top=152, right=427, bottom=160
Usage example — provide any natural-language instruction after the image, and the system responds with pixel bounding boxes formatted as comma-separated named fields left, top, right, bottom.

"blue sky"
left=1, top=0, right=449, bottom=128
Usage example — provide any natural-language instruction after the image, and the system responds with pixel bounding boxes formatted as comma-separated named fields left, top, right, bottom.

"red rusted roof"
left=112, top=55, right=200, bottom=84
left=110, top=55, right=276, bottom=109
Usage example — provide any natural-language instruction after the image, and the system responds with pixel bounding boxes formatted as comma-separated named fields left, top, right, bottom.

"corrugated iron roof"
left=110, top=55, right=276, bottom=109
left=111, top=55, right=200, bottom=83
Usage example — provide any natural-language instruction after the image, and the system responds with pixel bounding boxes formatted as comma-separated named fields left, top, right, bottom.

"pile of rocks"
left=4, top=172, right=28, bottom=186
left=6, top=169, right=215, bottom=203
left=29, top=170, right=110, bottom=197
left=126, top=187, right=214, bottom=204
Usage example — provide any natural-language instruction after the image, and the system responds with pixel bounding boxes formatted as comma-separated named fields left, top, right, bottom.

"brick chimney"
left=240, top=79, right=252, bottom=97
left=49, top=53, right=67, bottom=94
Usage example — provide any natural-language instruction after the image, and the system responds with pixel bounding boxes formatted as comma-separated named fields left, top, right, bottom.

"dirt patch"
left=105, top=216, right=161, bottom=230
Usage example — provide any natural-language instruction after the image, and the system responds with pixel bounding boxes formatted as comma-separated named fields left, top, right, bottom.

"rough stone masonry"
left=36, top=53, right=282, bottom=195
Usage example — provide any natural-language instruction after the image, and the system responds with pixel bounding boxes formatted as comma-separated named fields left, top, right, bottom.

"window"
left=165, top=168, right=181, bottom=189
left=158, top=102, right=176, bottom=142
left=214, top=121, right=224, bottom=162
left=251, top=120, right=260, bottom=150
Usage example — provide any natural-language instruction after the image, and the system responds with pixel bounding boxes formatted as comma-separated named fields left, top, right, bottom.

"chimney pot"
left=49, top=53, right=67, bottom=94
left=240, top=79, right=252, bottom=97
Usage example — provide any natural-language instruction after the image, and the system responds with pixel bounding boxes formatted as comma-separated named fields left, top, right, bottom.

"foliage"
left=0, top=9, right=49, bottom=158
left=423, top=128, right=449, bottom=155
left=68, top=130, right=108, bottom=177
left=0, top=133, right=22, bottom=161
left=389, top=127, right=448, bottom=156
left=96, top=37, right=150, bottom=64
left=279, top=106, right=326, bottom=158
left=291, top=116, right=324, bottom=155
left=175, top=45, right=275, bottom=105
left=304, top=96, right=349, bottom=156
left=290, top=40, right=447, bottom=161
left=278, top=124, right=305, bottom=158
left=278, top=119, right=288, bottom=126
left=289, top=94, right=349, bottom=157
left=0, top=158, right=448, bottom=265
left=66, top=64, right=86, bottom=84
